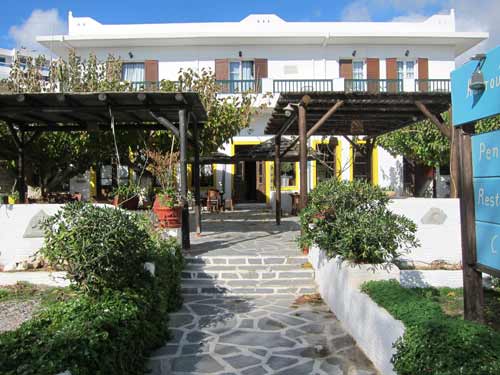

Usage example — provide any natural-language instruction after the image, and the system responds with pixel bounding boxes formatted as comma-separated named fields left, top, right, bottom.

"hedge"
left=362, top=280, right=500, bottom=375
left=0, top=204, right=183, bottom=375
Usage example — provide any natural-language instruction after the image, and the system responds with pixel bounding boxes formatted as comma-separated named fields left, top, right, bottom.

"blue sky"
left=0, top=0, right=497, bottom=59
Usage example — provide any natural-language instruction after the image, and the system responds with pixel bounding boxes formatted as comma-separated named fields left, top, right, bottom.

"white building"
left=0, top=47, right=50, bottom=80
left=37, top=10, right=487, bottom=205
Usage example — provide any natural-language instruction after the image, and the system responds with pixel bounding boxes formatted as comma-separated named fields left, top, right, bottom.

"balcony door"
left=229, top=61, right=255, bottom=92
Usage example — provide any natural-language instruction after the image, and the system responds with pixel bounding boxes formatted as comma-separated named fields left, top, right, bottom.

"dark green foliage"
left=0, top=204, right=183, bottom=375
left=298, top=179, right=418, bottom=264
left=112, top=183, right=140, bottom=200
left=362, top=280, right=500, bottom=375
left=41, top=202, right=153, bottom=294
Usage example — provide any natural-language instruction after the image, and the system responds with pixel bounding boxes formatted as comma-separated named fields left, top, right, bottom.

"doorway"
left=233, top=145, right=266, bottom=203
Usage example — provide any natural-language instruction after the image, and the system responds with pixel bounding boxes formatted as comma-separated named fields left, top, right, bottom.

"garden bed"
left=362, top=280, right=500, bottom=374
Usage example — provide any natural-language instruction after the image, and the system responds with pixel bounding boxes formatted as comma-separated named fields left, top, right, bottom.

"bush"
left=41, top=202, right=153, bottom=294
left=298, top=179, right=419, bottom=264
left=362, top=280, right=500, bottom=375
left=0, top=203, right=184, bottom=375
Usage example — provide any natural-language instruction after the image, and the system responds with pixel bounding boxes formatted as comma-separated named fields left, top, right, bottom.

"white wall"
left=389, top=198, right=461, bottom=264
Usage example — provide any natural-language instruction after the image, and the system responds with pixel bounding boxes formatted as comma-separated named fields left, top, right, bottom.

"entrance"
left=233, top=145, right=266, bottom=203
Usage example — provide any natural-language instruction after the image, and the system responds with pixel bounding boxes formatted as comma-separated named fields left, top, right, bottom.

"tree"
left=0, top=51, right=257, bottom=197
left=378, top=112, right=500, bottom=197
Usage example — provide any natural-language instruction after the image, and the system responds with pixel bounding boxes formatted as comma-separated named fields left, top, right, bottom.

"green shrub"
left=362, top=280, right=500, bottom=375
left=298, top=179, right=418, bottom=264
left=41, top=202, right=154, bottom=294
left=0, top=205, right=183, bottom=375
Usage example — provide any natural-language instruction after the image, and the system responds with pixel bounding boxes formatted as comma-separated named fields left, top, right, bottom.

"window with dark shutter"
left=215, top=59, right=229, bottom=81
left=366, top=58, right=379, bottom=93
left=386, top=58, right=398, bottom=92
left=418, top=58, right=429, bottom=92
left=144, top=60, right=158, bottom=90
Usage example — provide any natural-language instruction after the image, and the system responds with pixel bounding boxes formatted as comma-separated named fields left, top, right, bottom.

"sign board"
left=451, top=45, right=500, bottom=126
left=472, top=129, right=500, bottom=272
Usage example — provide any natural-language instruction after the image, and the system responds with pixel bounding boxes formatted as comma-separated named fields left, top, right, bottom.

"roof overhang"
left=37, top=32, right=487, bottom=57
left=266, top=92, right=451, bottom=137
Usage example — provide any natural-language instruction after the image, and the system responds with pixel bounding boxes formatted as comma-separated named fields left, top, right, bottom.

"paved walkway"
left=148, top=209, right=378, bottom=374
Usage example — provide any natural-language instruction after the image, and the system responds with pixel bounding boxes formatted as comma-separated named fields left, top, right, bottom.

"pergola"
left=0, top=92, right=208, bottom=250
left=265, top=91, right=452, bottom=224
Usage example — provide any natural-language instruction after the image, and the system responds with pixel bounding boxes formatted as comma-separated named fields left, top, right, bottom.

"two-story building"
left=37, top=10, right=487, bottom=206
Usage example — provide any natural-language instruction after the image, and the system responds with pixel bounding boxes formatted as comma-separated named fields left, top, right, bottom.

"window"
left=227, top=60, right=255, bottom=92
left=122, top=63, right=145, bottom=82
left=353, top=61, right=364, bottom=79
left=353, top=148, right=371, bottom=182
left=0, top=57, right=6, bottom=63
left=100, top=165, right=129, bottom=186
left=397, top=61, right=415, bottom=80
left=271, top=162, right=297, bottom=189
left=316, top=143, right=337, bottom=185
left=200, top=165, right=214, bottom=187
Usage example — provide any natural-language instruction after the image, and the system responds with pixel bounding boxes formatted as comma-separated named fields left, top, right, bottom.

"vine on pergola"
left=0, top=51, right=261, bottom=194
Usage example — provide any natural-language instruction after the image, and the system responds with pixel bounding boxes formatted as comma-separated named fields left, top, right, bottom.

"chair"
left=207, top=189, right=221, bottom=212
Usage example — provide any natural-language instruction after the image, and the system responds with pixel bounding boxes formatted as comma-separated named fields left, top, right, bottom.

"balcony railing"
left=273, top=79, right=333, bottom=93
left=414, top=79, right=450, bottom=93
left=344, top=79, right=404, bottom=93
left=216, top=79, right=260, bottom=94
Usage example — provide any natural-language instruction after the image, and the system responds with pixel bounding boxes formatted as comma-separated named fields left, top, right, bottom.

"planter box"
left=308, top=246, right=404, bottom=375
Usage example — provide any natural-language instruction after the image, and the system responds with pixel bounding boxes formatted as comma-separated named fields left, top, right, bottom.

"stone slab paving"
left=148, top=295, right=378, bottom=375
left=187, top=210, right=300, bottom=257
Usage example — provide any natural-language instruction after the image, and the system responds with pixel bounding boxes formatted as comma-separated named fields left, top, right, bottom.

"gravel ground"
left=0, top=299, right=41, bottom=333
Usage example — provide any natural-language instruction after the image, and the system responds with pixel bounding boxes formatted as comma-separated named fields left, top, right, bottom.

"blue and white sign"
left=472, top=129, right=500, bottom=272
left=451, top=45, right=500, bottom=127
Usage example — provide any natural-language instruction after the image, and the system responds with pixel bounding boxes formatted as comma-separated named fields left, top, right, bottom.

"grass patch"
left=0, top=282, right=72, bottom=304
left=362, top=280, right=500, bottom=375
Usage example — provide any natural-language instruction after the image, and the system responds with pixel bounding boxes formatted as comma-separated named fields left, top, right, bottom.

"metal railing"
left=273, top=79, right=333, bottom=93
left=129, top=81, right=184, bottom=91
left=344, top=79, right=403, bottom=93
left=216, top=79, right=260, bottom=94
left=414, top=79, right=450, bottom=93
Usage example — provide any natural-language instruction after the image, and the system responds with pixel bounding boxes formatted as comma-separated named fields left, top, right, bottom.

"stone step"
left=184, top=256, right=308, bottom=266
left=181, top=279, right=317, bottom=296
left=181, top=268, right=314, bottom=281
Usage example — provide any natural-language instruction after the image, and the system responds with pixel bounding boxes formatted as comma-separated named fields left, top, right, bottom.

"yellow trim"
left=231, top=140, right=271, bottom=203
left=349, top=139, right=379, bottom=185
left=90, top=167, right=97, bottom=198
left=311, top=138, right=342, bottom=189
left=267, top=161, right=300, bottom=192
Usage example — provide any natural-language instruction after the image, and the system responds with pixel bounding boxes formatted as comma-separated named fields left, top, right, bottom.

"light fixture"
left=405, top=50, right=410, bottom=57
left=284, top=103, right=295, bottom=117
left=352, top=50, right=357, bottom=57
left=469, top=54, right=487, bottom=92
left=238, top=51, right=243, bottom=58
left=175, top=93, right=185, bottom=102
left=128, top=51, right=134, bottom=59
left=469, top=70, right=485, bottom=92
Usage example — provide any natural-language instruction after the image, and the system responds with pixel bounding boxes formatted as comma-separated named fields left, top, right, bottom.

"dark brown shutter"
left=386, top=58, right=398, bottom=92
left=418, top=58, right=429, bottom=92
left=215, top=59, right=229, bottom=80
left=144, top=60, right=159, bottom=90
left=366, top=58, right=380, bottom=93
left=254, top=59, right=268, bottom=92
left=339, top=59, right=353, bottom=79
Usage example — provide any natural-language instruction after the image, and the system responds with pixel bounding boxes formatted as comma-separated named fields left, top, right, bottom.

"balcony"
left=128, top=78, right=450, bottom=95
left=216, top=79, right=260, bottom=94
left=414, top=79, right=451, bottom=93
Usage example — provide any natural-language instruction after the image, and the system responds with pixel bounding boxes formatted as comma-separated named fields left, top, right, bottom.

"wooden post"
left=298, top=103, right=308, bottom=210
left=18, top=132, right=26, bottom=203
left=193, top=121, right=202, bottom=236
left=179, top=108, right=190, bottom=249
left=458, top=123, right=484, bottom=322
left=450, top=108, right=460, bottom=198
left=274, top=136, right=281, bottom=225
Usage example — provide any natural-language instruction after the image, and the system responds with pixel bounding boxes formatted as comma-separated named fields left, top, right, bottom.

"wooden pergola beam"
left=274, top=135, right=281, bottom=225
left=179, top=108, right=190, bottom=250
left=415, top=100, right=451, bottom=140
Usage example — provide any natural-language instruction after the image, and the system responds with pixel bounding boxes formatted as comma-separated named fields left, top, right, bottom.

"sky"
left=0, top=0, right=498, bottom=64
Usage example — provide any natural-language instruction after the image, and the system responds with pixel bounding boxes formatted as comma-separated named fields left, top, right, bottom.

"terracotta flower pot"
left=302, top=246, right=309, bottom=255
left=153, top=195, right=182, bottom=228
left=113, top=195, right=140, bottom=210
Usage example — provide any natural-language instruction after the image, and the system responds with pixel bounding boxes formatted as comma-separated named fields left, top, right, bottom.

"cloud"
left=9, top=9, right=67, bottom=54
left=341, top=1, right=372, bottom=21
left=391, top=13, right=428, bottom=22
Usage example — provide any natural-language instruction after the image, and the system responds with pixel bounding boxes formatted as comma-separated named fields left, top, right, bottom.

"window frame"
left=397, top=60, right=415, bottom=80
left=121, top=62, right=145, bottom=82
left=228, top=60, right=256, bottom=81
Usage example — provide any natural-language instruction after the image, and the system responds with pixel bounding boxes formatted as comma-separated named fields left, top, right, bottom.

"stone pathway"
left=148, top=209, right=378, bottom=374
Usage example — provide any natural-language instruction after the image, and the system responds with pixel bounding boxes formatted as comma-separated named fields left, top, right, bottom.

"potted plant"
left=147, top=150, right=182, bottom=228
left=112, top=183, right=140, bottom=210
